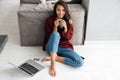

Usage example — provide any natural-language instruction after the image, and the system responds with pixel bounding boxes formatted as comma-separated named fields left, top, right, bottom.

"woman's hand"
left=53, top=19, right=59, bottom=32
left=54, top=19, right=59, bottom=28
left=59, top=20, right=67, bottom=28
left=68, top=19, right=73, bottom=25
left=59, top=20, right=67, bottom=33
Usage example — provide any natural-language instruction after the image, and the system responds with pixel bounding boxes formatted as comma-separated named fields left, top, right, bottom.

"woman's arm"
left=53, top=19, right=59, bottom=32
left=61, top=26, right=74, bottom=40
left=61, top=19, right=74, bottom=41
left=60, top=19, right=74, bottom=40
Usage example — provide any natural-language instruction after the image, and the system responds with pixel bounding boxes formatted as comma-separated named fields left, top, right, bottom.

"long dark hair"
left=53, top=0, right=71, bottom=28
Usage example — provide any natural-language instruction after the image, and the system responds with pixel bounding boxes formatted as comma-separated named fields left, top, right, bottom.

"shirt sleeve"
left=61, top=25, right=74, bottom=41
left=45, top=20, right=52, bottom=36
left=43, top=19, right=53, bottom=50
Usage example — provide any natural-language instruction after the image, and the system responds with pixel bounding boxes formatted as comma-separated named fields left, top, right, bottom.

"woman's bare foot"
left=41, top=56, right=64, bottom=63
left=41, top=57, right=51, bottom=62
left=49, top=65, right=56, bottom=77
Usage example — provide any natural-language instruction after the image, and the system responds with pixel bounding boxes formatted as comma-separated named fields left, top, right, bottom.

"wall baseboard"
left=85, top=40, right=120, bottom=45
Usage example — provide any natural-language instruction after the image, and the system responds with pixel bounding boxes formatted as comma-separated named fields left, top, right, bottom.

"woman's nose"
left=60, top=11, right=62, bottom=15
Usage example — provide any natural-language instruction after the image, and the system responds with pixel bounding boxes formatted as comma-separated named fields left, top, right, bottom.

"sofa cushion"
left=20, top=0, right=82, bottom=4
left=45, top=0, right=72, bottom=4
left=18, top=4, right=85, bottom=46
left=45, top=0, right=82, bottom=4
left=20, top=0, right=40, bottom=4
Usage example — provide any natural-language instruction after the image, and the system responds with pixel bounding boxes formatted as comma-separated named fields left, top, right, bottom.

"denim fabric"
left=45, top=32, right=60, bottom=53
left=45, top=32, right=84, bottom=67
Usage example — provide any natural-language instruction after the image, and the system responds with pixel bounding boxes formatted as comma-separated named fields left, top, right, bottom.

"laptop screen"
left=19, top=63, right=39, bottom=75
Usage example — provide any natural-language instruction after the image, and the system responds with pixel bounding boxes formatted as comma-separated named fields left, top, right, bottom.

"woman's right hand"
left=53, top=19, right=59, bottom=32
left=54, top=19, right=59, bottom=28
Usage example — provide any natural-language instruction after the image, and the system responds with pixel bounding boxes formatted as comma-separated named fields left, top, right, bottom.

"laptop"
left=8, top=59, right=45, bottom=76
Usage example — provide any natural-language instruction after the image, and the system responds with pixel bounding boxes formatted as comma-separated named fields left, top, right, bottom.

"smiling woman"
left=42, top=0, right=84, bottom=77
left=56, top=6, right=65, bottom=19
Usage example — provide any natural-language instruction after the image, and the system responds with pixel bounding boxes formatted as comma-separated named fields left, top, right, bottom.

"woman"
left=42, top=0, right=84, bottom=77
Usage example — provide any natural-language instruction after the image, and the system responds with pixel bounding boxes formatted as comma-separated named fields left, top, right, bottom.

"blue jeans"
left=45, top=32, right=84, bottom=67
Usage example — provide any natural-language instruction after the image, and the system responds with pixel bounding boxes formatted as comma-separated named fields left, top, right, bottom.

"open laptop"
left=8, top=59, right=45, bottom=76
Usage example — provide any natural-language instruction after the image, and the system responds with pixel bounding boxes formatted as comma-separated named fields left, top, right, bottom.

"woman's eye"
left=62, top=9, right=65, bottom=12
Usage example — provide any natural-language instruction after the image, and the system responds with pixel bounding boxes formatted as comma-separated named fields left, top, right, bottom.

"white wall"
left=83, top=0, right=120, bottom=40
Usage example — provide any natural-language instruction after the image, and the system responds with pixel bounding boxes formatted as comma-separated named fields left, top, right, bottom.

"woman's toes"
left=41, top=57, right=51, bottom=62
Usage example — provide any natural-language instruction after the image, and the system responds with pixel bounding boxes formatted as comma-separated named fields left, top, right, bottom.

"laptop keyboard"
left=19, top=63, right=39, bottom=75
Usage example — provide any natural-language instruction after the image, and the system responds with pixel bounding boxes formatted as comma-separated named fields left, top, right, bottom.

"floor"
left=0, top=0, right=120, bottom=80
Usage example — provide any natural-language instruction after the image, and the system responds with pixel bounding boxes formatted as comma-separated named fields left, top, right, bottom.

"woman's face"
left=56, top=5, right=65, bottom=19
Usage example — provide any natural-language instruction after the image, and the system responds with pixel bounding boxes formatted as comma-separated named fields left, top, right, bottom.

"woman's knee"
left=73, top=59, right=84, bottom=67
left=51, top=32, right=60, bottom=39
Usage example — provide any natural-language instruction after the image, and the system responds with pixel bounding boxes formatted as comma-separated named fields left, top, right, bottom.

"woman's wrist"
left=53, top=26, right=58, bottom=32
left=64, top=27, right=67, bottom=33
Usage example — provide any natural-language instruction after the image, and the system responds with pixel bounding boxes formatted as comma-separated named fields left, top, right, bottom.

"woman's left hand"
left=68, top=19, right=73, bottom=25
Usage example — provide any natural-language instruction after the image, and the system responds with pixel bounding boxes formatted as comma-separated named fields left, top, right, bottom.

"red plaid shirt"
left=43, top=15, right=74, bottom=51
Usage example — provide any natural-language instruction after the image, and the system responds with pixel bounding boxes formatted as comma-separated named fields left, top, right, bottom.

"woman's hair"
left=53, top=0, right=71, bottom=28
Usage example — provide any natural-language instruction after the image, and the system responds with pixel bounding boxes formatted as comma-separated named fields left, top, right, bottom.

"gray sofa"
left=18, top=0, right=86, bottom=46
left=20, top=0, right=40, bottom=4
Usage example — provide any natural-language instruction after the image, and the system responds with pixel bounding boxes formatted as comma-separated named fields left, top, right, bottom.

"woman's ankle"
left=55, top=56, right=64, bottom=63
